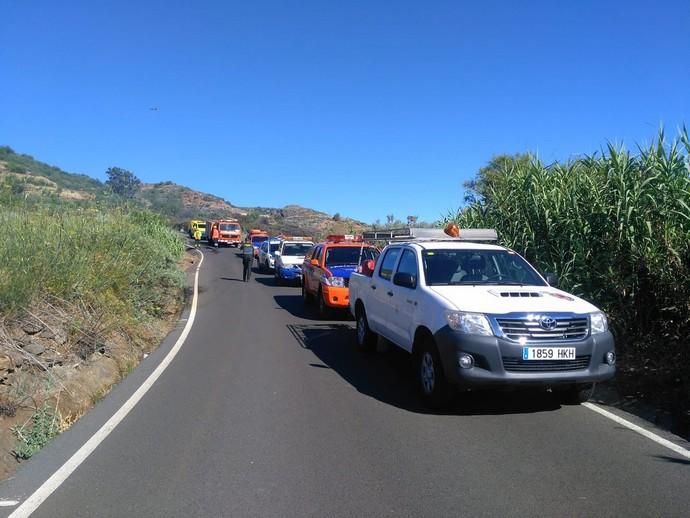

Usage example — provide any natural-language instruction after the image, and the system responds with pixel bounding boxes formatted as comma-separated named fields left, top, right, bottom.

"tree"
left=105, top=167, right=141, bottom=198
left=406, top=215, right=418, bottom=227
left=332, top=212, right=341, bottom=221
left=386, top=214, right=395, bottom=228
left=463, top=153, right=532, bottom=203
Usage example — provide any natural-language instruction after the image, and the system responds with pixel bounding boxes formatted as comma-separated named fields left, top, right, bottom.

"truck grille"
left=502, top=355, right=591, bottom=372
left=495, top=316, right=588, bottom=343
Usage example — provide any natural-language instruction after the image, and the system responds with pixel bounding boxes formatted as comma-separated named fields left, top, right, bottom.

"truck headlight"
left=445, top=311, right=493, bottom=336
left=321, top=276, right=345, bottom=287
left=590, top=312, right=608, bottom=334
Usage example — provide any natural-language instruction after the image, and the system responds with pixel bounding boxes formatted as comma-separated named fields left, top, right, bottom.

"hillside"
left=0, top=146, right=366, bottom=238
left=0, top=146, right=102, bottom=200
left=137, top=183, right=366, bottom=238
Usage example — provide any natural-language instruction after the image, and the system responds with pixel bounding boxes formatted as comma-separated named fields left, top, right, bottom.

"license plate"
left=522, top=347, right=576, bottom=360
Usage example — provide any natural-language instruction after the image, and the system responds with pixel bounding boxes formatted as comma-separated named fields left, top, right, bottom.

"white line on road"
left=583, top=402, right=690, bottom=459
left=0, top=501, right=19, bottom=507
left=10, top=251, right=205, bottom=518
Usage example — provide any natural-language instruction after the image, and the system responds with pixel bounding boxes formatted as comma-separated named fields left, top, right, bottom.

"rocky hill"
left=0, top=146, right=366, bottom=238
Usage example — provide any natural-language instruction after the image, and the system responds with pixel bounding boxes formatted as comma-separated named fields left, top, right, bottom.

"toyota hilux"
left=348, top=227, right=616, bottom=408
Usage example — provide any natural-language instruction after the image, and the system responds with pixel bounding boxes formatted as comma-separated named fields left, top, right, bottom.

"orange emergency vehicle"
left=247, top=229, right=270, bottom=258
left=207, top=219, right=242, bottom=247
left=301, top=235, right=379, bottom=318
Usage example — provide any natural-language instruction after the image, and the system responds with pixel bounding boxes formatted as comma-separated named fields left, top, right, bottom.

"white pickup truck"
left=348, top=228, right=616, bottom=408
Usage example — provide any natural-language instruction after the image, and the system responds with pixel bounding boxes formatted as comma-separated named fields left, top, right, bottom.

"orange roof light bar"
left=279, top=235, right=313, bottom=241
left=325, top=234, right=364, bottom=243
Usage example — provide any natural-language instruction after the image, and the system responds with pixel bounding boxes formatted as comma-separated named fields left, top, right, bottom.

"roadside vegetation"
left=0, top=183, right=185, bottom=466
left=446, top=129, right=690, bottom=421
left=0, top=203, right=184, bottom=316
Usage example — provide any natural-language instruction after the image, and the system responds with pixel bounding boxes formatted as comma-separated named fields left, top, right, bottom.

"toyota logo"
left=539, top=316, right=557, bottom=330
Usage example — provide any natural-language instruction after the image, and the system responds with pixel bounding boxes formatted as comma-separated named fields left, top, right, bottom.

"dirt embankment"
left=0, top=250, right=197, bottom=480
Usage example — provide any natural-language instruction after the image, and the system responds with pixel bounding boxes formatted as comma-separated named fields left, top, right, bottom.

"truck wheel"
left=558, top=383, right=595, bottom=405
left=355, top=307, right=377, bottom=352
left=302, top=283, right=313, bottom=304
left=416, top=337, right=451, bottom=409
left=317, top=288, right=330, bottom=319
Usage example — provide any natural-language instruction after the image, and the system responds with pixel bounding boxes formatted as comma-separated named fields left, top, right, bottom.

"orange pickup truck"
left=301, top=235, right=379, bottom=318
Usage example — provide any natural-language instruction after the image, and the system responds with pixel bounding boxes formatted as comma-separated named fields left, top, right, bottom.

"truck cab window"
left=396, top=249, right=418, bottom=280
left=378, top=247, right=400, bottom=281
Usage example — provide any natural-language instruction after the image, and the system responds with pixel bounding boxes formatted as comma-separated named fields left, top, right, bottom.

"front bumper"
left=321, top=285, right=349, bottom=309
left=433, top=326, right=616, bottom=387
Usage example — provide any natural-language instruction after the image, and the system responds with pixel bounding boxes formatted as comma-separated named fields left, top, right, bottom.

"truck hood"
left=428, top=285, right=600, bottom=314
left=327, top=265, right=357, bottom=279
left=279, top=256, right=305, bottom=267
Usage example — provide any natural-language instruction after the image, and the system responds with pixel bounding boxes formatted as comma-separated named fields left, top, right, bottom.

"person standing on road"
left=211, top=224, right=220, bottom=247
left=241, top=239, right=254, bottom=282
left=193, top=226, right=202, bottom=248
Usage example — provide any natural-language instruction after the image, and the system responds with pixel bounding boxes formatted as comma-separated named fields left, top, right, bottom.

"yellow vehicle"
left=188, top=219, right=208, bottom=240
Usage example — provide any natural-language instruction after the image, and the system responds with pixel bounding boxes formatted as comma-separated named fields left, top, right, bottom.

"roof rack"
left=361, top=227, right=498, bottom=243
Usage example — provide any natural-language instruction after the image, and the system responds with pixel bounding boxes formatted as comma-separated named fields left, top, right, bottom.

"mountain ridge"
left=0, top=146, right=367, bottom=238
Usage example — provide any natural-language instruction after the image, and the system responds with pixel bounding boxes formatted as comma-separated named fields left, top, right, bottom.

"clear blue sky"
left=1, top=0, right=688, bottom=224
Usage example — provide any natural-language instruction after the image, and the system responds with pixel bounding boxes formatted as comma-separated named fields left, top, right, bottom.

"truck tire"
left=302, top=282, right=313, bottom=304
left=317, top=287, right=330, bottom=319
left=558, top=383, right=595, bottom=405
left=416, top=336, right=451, bottom=409
left=355, top=306, right=377, bottom=352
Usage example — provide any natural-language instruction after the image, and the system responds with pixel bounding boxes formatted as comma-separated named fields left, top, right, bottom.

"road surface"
left=3, top=248, right=690, bottom=517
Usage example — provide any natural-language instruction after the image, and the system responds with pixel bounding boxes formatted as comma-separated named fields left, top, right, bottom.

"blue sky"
left=1, top=0, right=688, bottom=224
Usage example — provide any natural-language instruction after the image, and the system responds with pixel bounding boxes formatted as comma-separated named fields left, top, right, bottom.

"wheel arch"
left=412, top=326, right=434, bottom=356
left=354, top=299, right=365, bottom=318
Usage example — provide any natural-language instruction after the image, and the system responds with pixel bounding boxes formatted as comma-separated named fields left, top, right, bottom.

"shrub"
left=12, top=404, right=60, bottom=459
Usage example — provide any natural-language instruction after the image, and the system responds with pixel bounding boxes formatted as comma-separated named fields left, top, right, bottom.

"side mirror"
left=545, top=272, right=559, bottom=287
left=393, top=272, right=417, bottom=289
left=310, top=259, right=319, bottom=267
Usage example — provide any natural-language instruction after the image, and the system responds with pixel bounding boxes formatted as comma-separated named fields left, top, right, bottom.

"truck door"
left=389, top=248, right=420, bottom=351
left=369, top=247, right=401, bottom=341
left=305, top=245, right=323, bottom=295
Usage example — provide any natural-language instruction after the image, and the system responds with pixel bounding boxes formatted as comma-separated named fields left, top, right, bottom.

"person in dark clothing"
left=241, top=240, right=254, bottom=282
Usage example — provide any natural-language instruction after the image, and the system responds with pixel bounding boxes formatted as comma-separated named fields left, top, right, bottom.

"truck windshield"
left=422, top=249, right=546, bottom=286
left=282, top=243, right=313, bottom=256
left=251, top=236, right=268, bottom=246
left=220, top=223, right=240, bottom=231
left=269, top=242, right=280, bottom=252
left=325, top=247, right=378, bottom=267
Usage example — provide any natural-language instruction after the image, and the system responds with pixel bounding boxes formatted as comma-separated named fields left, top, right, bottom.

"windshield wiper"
left=482, top=281, right=525, bottom=285
left=447, top=281, right=536, bottom=286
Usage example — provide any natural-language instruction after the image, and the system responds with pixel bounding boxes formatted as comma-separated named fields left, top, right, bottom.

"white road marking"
left=0, top=501, right=19, bottom=507
left=583, top=402, right=690, bottom=459
left=10, top=250, right=205, bottom=518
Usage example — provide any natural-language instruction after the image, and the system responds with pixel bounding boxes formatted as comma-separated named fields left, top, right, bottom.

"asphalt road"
left=5, top=247, right=690, bottom=517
